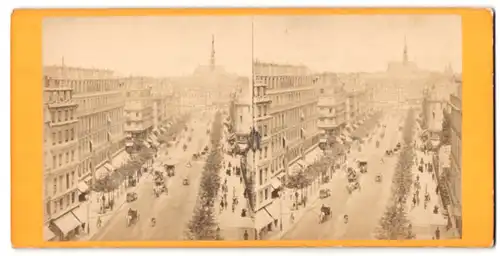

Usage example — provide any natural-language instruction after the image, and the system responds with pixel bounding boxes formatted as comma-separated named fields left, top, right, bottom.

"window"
left=320, top=88, right=324, bottom=94
left=66, top=173, right=70, bottom=189
left=264, top=188, right=269, bottom=200
left=65, top=130, right=69, bottom=142
left=264, top=125, right=268, bottom=136
left=59, top=198, right=63, bottom=210
left=57, top=111, right=61, bottom=122
left=71, top=150, right=74, bottom=162
left=53, top=201, right=57, bottom=214
left=59, top=154, right=62, bottom=167
left=53, top=178, right=57, bottom=195
left=71, top=171, right=75, bottom=186
left=71, top=192, right=75, bottom=204
left=52, top=132, right=56, bottom=145
left=70, top=129, right=74, bottom=141
left=240, top=115, right=243, bottom=123
left=52, top=155, right=56, bottom=169
left=329, top=108, right=333, bottom=114
left=50, top=111, right=55, bottom=123
left=259, top=169, right=263, bottom=185
left=58, top=131, right=62, bottom=144
left=65, top=110, right=68, bottom=121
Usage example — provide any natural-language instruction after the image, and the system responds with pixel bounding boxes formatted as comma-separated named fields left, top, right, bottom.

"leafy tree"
left=376, top=108, right=418, bottom=240
left=186, top=111, right=224, bottom=240
left=440, top=108, right=451, bottom=146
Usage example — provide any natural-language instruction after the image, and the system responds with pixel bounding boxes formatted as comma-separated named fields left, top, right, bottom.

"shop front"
left=51, top=210, right=83, bottom=241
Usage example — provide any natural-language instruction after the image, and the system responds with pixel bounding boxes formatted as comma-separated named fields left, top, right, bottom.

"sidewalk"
left=407, top=150, right=453, bottom=240
left=216, top=153, right=254, bottom=240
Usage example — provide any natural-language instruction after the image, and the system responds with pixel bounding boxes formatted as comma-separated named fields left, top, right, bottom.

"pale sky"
left=43, top=16, right=253, bottom=77
left=43, top=15, right=461, bottom=77
left=254, top=15, right=462, bottom=73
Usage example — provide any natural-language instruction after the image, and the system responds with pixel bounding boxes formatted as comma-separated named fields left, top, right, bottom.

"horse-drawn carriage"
left=153, top=174, right=167, bottom=197
left=319, top=188, right=331, bottom=199
left=164, top=159, right=176, bottom=177
left=346, top=181, right=361, bottom=194
left=319, top=205, right=331, bottom=223
left=126, top=208, right=140, bottom=227
left=357, top=159, right=368, bottom=174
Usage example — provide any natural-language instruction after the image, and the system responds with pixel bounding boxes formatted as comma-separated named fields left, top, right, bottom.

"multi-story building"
left=124, top=77, right=154, bottom=141
left=252, top=61, right=320, bottom=239
left=44, top=65, right=127, bottom=185
left=43, top=76, right=81, bottom=241
left=448, top=77, right=462, bottom=237
left=316, top=73, right=349, bottom=150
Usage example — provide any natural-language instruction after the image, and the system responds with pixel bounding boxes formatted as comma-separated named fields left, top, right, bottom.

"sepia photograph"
left=41, top=14, right=462, bottom=242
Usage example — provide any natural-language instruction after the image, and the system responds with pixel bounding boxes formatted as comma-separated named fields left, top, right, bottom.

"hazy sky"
left=43, top=16, right=253, bottom=77
left=253, top=15, right=462, bottom=73
left=43, top=15, right=461, bottom=77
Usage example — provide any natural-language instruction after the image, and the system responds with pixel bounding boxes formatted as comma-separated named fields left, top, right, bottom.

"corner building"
left=252, top=61, right=320, bottom=239
left=43, top=76, right=81, bottom=241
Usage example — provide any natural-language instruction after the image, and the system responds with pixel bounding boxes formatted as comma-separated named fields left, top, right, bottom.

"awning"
left=44, top=225, right=56, bottom=241
left=255, top=208, right=276, bottom=231
left=104, top=163, right=116, bottom=172
left=95, top=166, right=111, bottom=180
left=53, top=211, right=82, bottom=236
left=271, top=178, right=282, bottom=190
left=264, top=201, right=281, bottom=220
left=289, top=163, right=302, bottom=175
left=125, top=141, right=134, bottom=147
left=305, top=147, right=323, bottom=164
left=77, top=181, right=89, bottom=193
left=296, top=160, right=308, bottom=168
left=71, top=206, right=87, bottom=223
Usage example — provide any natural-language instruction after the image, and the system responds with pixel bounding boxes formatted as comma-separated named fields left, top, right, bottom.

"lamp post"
left=86, top=140, right=95, bottom=235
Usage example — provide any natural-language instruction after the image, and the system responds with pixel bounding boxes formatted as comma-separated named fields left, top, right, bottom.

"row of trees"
left=185, top=111, right=224, bottom=240
left=157, top=113, right=191, bottom=144
left=91, top=145, right=156, bottom=193
left=375, top=108, right=417, bottom=240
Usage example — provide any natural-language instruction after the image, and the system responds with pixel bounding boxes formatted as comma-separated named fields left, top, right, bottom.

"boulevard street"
left=281, top=108, right=406, bottom=240
left=92, top=111, right=214, bottom=241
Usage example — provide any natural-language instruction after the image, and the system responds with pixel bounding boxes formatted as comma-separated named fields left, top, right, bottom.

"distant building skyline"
left=43, top=15, right=461, bottom=78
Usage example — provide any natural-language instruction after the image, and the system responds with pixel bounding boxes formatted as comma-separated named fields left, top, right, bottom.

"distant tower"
left=403, top=36, right=409, bottom=64
left=210, top=34, right=216, bottom=71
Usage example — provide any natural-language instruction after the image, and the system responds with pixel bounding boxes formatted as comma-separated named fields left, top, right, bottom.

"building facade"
left=43, top=76, right=81, bottom=241
left=316, top=73, right=348, bottom=138
left=448, top=77, right=462, bottom=237
left=124, top=77, right=154, bottom=140
left=252, top=61, right=320, bottom=238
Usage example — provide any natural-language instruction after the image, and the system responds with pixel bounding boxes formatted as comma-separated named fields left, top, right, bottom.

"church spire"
left=210, top=34, right=215, bottom=71
left=403, top=35, right=408, bottom=64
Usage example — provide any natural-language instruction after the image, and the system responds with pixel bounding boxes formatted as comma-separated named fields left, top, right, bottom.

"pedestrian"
left=240, top=176, right=243, bottom=184
left=435, top=185, right=439, bottom=195
left=243, top=230, right=249, bottom=240
left=220, top=200, right=224, bottom=213
left=435, top=227, right=441, bottom=240
left=224, top=199, right=228, bottom=210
